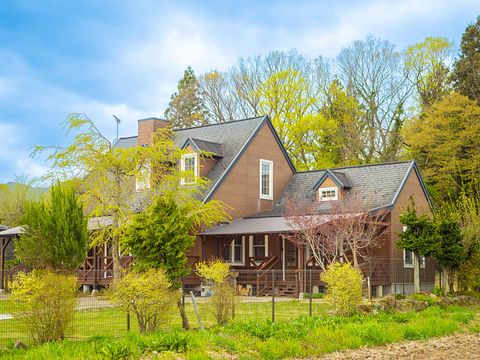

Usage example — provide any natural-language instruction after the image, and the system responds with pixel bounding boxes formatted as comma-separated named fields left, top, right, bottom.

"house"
left=103, top=115, right=434, bottom=296
left=2, top=115, right=435, bottom=295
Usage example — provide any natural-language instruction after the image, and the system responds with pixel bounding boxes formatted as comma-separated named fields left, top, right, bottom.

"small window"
left=403, top=250, right=426, bottom=269
left=249, top=234, right=269, bottom=260
left=259, top=159, right=273, bottom=200
left=318, top=187, right=338, bottom=201
left=286, top=241, right=297, bottom=267
left=181, top=154, right=197, bottom=185
left=223, top=236, right=245, bottom=265
left=135, top=164, right=151, bottom=191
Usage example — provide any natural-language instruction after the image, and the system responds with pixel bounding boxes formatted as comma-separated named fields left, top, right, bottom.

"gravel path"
left=315, top=333, right=480, bottom=359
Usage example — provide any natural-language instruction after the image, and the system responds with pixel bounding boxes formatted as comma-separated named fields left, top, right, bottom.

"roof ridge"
left=173, top=116, right=266, bottom=131
left=296, top=160, right=414, bottom=174
left=117, top=135, right=138, bottom=140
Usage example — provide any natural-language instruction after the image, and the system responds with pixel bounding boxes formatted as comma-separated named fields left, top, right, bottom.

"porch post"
left=298, top=243, right=305, bottom=294
left=201, top=235, right=206, bottom=261
left=0, top=238, right=5, bottom=290
left=281, top=235, right=286, bottom=281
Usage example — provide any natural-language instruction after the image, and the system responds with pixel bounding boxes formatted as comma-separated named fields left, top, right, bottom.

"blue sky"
left=0, top=0, right=479, bottom=184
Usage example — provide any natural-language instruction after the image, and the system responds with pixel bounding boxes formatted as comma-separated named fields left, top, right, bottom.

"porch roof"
left=201, top=214, right=353, bottom=236
left=0, top=226, right=24, bottom=237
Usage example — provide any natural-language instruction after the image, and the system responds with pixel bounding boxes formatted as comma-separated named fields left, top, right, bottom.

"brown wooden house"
left=1, top=116, right=435, bottom=296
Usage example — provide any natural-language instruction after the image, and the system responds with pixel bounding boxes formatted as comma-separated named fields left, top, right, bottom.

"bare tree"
left=337, top=36, right=414, bottom=162
left=285, top=194, right=388, bottom=272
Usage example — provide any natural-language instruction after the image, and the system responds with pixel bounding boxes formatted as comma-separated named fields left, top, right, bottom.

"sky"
left=0, top=0, right=479, bottom=184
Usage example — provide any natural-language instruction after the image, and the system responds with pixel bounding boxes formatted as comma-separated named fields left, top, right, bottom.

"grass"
left=1, top=304, right=478, bottom=359
left=0, top=297, right=329, bottom=345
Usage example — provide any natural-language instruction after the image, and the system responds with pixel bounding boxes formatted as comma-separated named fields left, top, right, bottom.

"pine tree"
left=452, top=16, right=480, bottom=103
left=164, top=66, right=208, bottom=128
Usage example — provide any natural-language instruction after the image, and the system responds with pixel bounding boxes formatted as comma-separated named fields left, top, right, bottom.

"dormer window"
left=181, top=153, right=197, bottom=185
left=319, top=187, right=338, bottom=201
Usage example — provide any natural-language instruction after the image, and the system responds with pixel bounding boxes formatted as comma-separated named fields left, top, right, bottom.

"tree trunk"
left=447, top=269, right=455, bottom=294
left=441, top=268, right=449, bottom=293
left=413, top=253, right=420, bottom=293
left=178, top=299, right=190, bottom=330
left=112, top=236, right=122, bottom=281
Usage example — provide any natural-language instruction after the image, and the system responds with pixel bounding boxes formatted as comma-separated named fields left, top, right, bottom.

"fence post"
left=309, top=273, right=313, bottom=316
left=271, top=269, right=275, bottom=323
left=367, top=276, right=372, bottom=301
left=126, top=311, right=130, bottom=332
left=190, top=291, right=204, bottom=330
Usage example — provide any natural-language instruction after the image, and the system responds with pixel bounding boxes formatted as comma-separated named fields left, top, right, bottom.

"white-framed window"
left=259, top=159, right=273, bottom=200
left=135, top=164, right=151, bottom=191
left=318, top=187, right=338, bottom=201
left=249, top=234, right=269, bottom=260
left=403, top=250, right=426, bottom=269
left=181, top=153, right=197, bottom=185
left=223, top=236, right=245, bottom=265
left=402, top=226, right=425, bottom=268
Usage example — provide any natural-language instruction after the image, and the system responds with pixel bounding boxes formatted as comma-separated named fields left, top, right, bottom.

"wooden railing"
left=2, top=263, right=28, bottom=291
left=76, top=255, right=133, bottom=286
left=255, top=256, right=279, bottom=296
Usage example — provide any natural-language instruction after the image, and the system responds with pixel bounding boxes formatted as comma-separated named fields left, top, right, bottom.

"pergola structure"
left=0, top=225, right=23, bottom=291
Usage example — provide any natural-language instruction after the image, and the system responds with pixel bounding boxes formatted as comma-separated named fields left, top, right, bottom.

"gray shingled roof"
left=183, top=138, right=224, bottom=158
left=115, top=116, right=267, bottom=200
left=250, top=161, right=415, bottom=217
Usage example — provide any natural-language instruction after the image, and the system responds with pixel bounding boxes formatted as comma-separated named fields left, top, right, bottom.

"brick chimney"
left=137, top=117, right=169, bottom=145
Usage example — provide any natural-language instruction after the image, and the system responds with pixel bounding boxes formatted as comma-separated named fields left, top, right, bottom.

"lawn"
left=0, top=296, right=330, bottom=345
left=1, top=302, right=479, bottom=359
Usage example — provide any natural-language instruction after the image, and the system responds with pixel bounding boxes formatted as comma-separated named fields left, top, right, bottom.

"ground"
left=316, top=333, right=480, bottom=359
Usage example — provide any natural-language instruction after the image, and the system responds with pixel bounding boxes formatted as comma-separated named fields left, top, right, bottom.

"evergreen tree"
left=16, top=182, right=87, bottom=272
left=452, top=16, right=480, bottom=103
left=164, top=66, right=208, bottom=128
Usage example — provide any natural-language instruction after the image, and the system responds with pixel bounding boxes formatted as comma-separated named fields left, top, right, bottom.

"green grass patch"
left=1, top=304, right=478, bottom=359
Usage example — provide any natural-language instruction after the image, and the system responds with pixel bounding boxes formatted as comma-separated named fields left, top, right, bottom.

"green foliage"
left=321, top=262, right=363, bottom=316
left=453, top=16, right=480, bottom=103
left=16, top=182, right=87, bottom=272
left=8, top=270, right=77, bottom=344
left=402, top=93, right=480, bottom=202
left=196, top=259, right=236, bottom=325
left=397, top=203, right=435, bottom=256
left=164, top=66, right=208, bottom=129
left=124, top=189, right=227, bottom=288
left=106, top=269, right=178, bottom=334
left=405, top=37, right=453, bottom=107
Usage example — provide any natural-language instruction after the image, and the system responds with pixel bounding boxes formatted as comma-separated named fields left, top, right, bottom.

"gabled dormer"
left=313, top=169, right=352, bottom=201
left=181, top=137, right=224, bottom=182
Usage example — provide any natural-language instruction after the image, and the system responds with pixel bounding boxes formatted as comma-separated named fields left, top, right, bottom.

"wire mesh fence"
left=0, top=259, right=438, bottom=346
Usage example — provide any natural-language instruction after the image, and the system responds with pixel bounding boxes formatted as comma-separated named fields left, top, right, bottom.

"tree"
left=33, top=113, right=189, bottom=280
left=452, top=16, right=480, bottom=103
left=405, top=37, right=453, bottom=108
left=165, top=66, right=208, bottom=128
left=402, top=93, right=480, bottom=202
left=433, top=213, right=465, bottom=292
left=0, top=177, right=43, bottom=226
left=107, top=269, right=177, bottom=334
left=337, top=36, right=413, bottom=162
left=123, top=188, right=228, bottom=329
left=16, top=182, right=87, bottom=272
left=286, top=195, right=388, bottom=271
left=397, top=204, right=435, bottom=293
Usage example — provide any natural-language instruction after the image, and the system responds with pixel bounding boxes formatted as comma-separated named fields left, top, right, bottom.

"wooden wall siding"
left=390, top=169, right=434, bottom=283
left=211, top=123, right=295, bottom=220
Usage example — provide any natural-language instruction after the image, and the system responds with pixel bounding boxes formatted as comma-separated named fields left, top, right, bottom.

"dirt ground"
left=315, top=333, right=480, bottom=359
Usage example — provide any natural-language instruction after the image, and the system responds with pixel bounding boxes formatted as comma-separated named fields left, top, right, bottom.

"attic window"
left=181, top=153, right=197, bottom=185
left=319, top=187, right=338, bottom=201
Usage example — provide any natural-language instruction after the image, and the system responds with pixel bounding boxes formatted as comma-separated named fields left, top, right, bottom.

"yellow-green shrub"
left=196, top=259, right=236, bottom=325
left=107, top=269, right=178, bottom=334
left=9, top=270, right=77, bottom=343
left=321, top=262, right=363, bottom=316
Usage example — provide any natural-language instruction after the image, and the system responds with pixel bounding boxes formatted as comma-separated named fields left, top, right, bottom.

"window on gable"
left=135, top=164, right=151, bottom=191
left=318, top=187, right=338, bottom=201
left=181, top=154, right=197, bottom=185
left=260, top=159, right=273, bottom=200
left=223, top=236, right=245, bottom=265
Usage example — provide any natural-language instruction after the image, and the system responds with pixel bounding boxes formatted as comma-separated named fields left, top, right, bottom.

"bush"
left=8, top=270, right=77, bottom=344
left=321, top=262, right=362, bottom=316
left=196, top=259, right=236, bottom=325
left=107, top=269, right=178, bottom=334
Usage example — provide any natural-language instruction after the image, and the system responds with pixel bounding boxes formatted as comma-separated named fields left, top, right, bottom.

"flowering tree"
left=285, top=194, right=388, bottom=272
